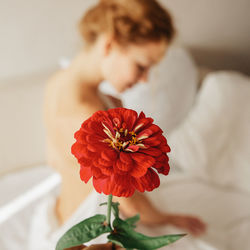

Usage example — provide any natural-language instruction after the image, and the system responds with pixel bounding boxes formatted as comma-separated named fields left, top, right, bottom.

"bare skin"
left=43, top=36, right=206, bottom=236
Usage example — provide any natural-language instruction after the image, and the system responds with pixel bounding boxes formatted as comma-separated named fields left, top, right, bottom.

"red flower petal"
left=74, top=130, right=86, bottom=143
left=159, top=143, right=171, bottom=153
left=93, top=176, right=110, bottom=194
left=113, top=159, right=133, bottom=175
left=138, top=111, right=146, bottom=119
left=101, top=149, right=118, bottom=161
left=78, top=157, right=92, bottom=168
left=72, top=142, right=95, bottom=159
left=107, top=108, right=123, bottom=124
left=116, top=158, right=132, bottom=172
left=129, top=152, right=155, bottom=178
left=89, top=120, right=109, bottom=137
left=133, top=117, right=153, bottom=133
left=87, top=143, right=98, bottom=153
left=114, top=174, right=131, bottom=187
left=131, top=153, right=155, bottom=167
left=143, top=136, right=162, bottom=147
left=125, top=145, right=140, bottom=152
left=91, top=166, right=106, bottom=178
left=130, top=161, right=149, bottom=178
left=93, top=174, right=134, bottom=197
left=122, top=109, right=138, bottom=131
left=85, top=134, right=104, bottom=144
left=80, top=166, right=92, bottom=183
left=139, top=147, right=162, bottom=157
left=112, top=184, right=135, bottom=197
left=131, top=177, right=145, bottom=192
left=137, top=124, right=162, bottom=140
left=140, top=168, right=160, bottom=191
left=98, top=157, right=112, bottom=167
left=156, top=165, right=170, bottom=175
left=119, top=152, right=133, bottom=164
left=100, top=166, right=113, bottom=176
left=153, top=154, right=170, bottom=175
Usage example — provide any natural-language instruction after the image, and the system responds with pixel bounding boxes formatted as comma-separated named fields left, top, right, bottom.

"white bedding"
left=1, top=47, right=250, bottom=249
left=168, top=71, right=250, bottom=193
left=1, top=169, right=249, bottom=250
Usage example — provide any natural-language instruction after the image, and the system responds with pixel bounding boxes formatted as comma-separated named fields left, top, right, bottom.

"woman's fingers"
left=65, top=245, right=87, bottom=250
left=168, top=214, right=207, bottom=236
left=82, top=243, right=123, bottom=249
left=187, top=216, right=206, bottom=235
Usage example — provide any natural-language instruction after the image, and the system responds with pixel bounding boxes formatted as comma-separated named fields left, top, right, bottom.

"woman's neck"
left=67, top=46, right=104, bottom=91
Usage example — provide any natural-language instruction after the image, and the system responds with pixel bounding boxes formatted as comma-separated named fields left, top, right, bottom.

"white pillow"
left=168, top=71, right=250, bottom=192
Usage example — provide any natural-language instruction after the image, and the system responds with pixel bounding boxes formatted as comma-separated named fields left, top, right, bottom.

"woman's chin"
left=112, top=82, right=135, bottom=93
left=124, top=83, right=135, bottom=91
left=117, top=84, right=130, bottom=93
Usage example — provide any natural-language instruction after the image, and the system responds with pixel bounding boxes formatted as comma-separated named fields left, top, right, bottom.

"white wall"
left=160, top=0, right=250, bottom=74
left=0, top=0, right=97, bottom=79
left=0, top=71, right=50, bottom=175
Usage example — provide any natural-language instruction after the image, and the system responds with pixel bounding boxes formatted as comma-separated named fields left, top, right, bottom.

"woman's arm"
left=114, top=192, right=206, bottom=236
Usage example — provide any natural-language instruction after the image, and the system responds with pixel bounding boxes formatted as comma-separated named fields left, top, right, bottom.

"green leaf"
left=56, top=214, right=112, bottom=250
left=125, top=214, right=140, bottom=228
left=111, top=202, right=120, bottom=218
left=108, top=218, right=186, bottom=250
left=99, top=202, right=108, bottom=206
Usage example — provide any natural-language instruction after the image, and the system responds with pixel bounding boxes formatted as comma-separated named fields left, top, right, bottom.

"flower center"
left=102, top=124, right=146, bottom=152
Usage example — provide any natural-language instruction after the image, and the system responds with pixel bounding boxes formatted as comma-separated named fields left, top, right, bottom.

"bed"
left=0, top=46, right=250, bottom=249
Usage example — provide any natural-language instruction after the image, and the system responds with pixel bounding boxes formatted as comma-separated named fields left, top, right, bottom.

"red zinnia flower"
left=71, top=108, right=170, bottom=197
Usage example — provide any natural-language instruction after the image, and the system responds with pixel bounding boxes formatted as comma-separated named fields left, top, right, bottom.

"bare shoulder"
left=43, top=70, right=104, bottom=158
left=44, top=69, right=68, bottom=106
left=43, top=69, right=105, bottom=126
left=43, top=70, right=68, bottom=125
left=44, top=70, right=65, bottom=109
left=44, top=70, right=79, bottom=116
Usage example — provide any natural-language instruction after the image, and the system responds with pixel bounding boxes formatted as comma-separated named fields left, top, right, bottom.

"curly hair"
left=78, top=0, right=175, bottom=46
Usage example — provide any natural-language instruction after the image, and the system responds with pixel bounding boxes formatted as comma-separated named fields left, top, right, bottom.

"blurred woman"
left=43, top=0, right=206, bottom=248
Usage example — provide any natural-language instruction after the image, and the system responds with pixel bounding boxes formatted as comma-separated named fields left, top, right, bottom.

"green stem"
left=107, top=194, right=113, bottom=227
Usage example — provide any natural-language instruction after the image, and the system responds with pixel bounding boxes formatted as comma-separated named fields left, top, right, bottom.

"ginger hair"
left=78, top=0, right=175, bottom=46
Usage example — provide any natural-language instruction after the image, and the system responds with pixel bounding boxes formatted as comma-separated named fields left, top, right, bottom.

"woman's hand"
left=165, top=214, right=207, bottom=236
left=66, top=242, right=123, bottom=250
left=83, top=243, right=123, bottom=249
left=114, top=193, right=206, bottom=237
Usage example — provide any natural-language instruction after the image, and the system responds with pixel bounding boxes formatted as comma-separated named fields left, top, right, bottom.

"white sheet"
left=147, top=173, right=250, bottom=250
left=1, top=172, right=249, bottom=250
left=26, top=182, right=219, bottom=250
left=168, top=71, right=250, bottom=193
